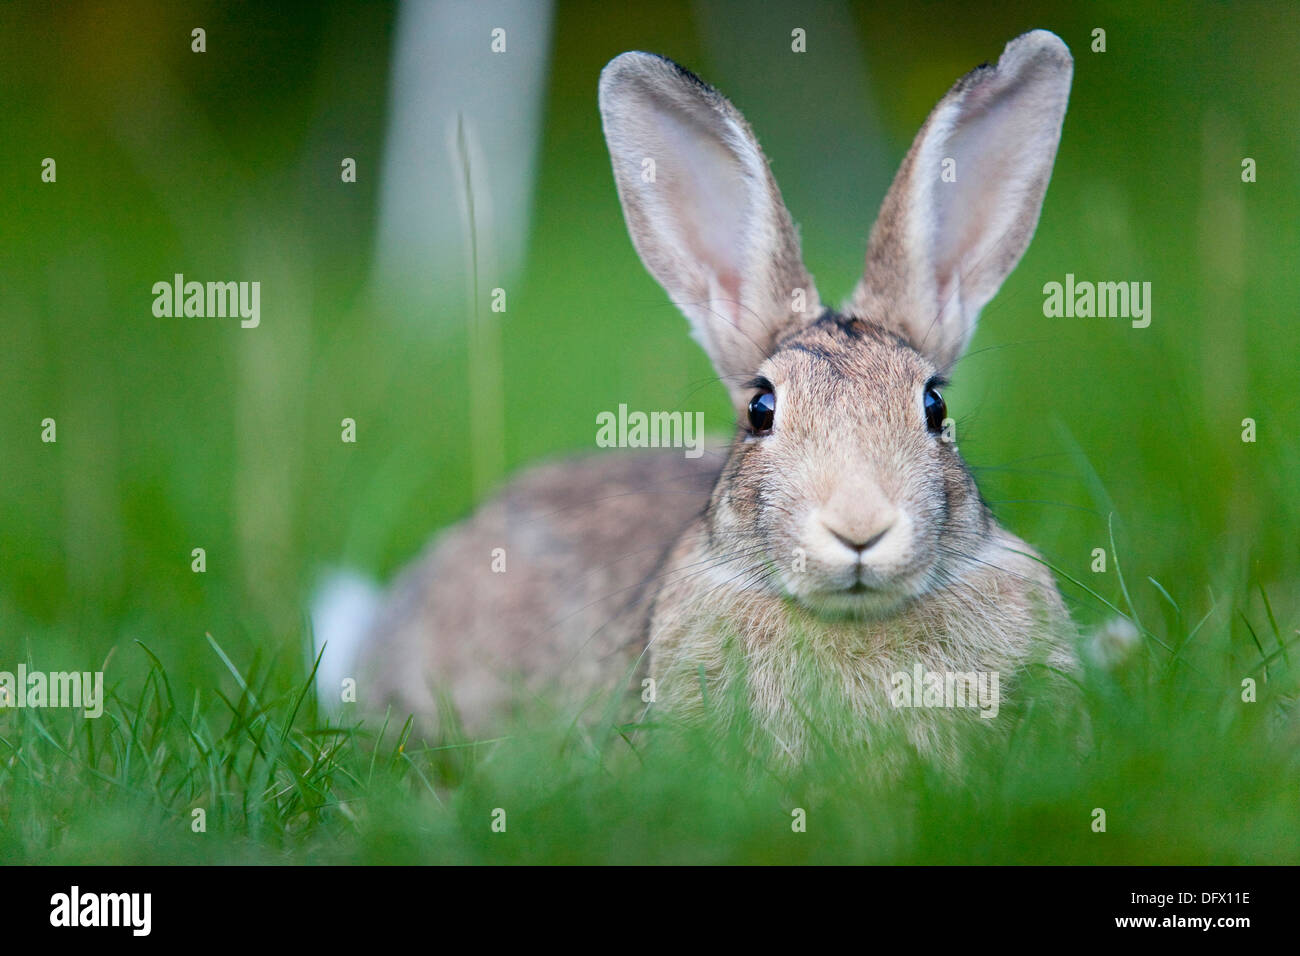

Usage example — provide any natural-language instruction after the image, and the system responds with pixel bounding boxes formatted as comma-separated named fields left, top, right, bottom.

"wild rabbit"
left=314, top=30, right=1077, bottom=762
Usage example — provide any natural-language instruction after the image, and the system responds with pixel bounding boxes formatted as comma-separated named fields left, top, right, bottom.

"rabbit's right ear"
left=850, top=30, right=1073, bottom=371
left=599, top=53, right=820, bottom=409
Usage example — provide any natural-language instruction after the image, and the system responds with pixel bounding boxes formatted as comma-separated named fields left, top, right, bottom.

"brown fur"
left=360, top=449, right=721, bottom=729
left=348, top=32, right=1077, bottom=763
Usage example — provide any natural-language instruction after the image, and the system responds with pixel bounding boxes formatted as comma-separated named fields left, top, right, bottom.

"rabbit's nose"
left=819, top=483, right=898, bottom=556
left=825, top=525, right=890, bottom=554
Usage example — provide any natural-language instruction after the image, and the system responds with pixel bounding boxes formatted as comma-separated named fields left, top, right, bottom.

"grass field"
left=1, top=1, right=1298, bottom=863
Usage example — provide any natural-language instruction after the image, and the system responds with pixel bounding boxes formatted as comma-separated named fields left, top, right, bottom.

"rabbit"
left=313, top=29, right=1078, bottom=763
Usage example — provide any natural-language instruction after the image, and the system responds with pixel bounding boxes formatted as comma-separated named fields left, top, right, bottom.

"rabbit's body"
left=322, top=30, right=1079, bottom=761
left=357, top=448, right=722, bottom=730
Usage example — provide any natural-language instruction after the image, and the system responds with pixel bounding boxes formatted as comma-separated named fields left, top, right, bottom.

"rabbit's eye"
left=748, top=390, right=776, bottom=434
left=924, top=383, right=947, bottom=433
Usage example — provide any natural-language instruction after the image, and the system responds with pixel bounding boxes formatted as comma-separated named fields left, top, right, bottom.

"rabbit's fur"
left=329, top=30, right=1077, bottom=760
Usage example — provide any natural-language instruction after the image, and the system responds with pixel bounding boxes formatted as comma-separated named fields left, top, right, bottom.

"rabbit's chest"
left=648, top=591, right=1012, bottom=728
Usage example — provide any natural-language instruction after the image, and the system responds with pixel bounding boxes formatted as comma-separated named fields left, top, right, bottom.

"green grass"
left=2, top=1, right=1299, bottom=863
left=1, top=588, right=1298, bottom=864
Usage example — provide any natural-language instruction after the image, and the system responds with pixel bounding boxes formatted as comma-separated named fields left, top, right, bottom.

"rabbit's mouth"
left=773, top=514, right=934, bottom=617
left=795, top=573, right=923, bottom=620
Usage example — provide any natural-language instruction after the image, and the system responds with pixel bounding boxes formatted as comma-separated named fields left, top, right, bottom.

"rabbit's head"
left=599, top=31, right=1072, bottom=618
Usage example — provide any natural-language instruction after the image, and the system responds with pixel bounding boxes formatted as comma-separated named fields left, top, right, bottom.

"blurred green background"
left=1, top=1, right=1298, bottom=862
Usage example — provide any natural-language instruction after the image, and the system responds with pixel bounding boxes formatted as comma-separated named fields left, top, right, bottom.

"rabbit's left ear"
left=599, top=52, right=820, bottom=409
left=850, top=30, right=1073, bottom=371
